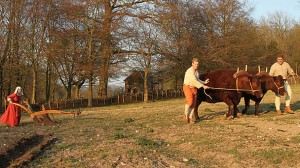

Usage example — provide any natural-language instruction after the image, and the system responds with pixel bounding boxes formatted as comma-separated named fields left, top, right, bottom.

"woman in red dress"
left=0, top=86, right=23, bottom=127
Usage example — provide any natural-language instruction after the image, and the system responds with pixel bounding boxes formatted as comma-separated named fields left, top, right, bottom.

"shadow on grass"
left=238, top=101, right=300, bottom=116
left=197, top=101, right=283, bottom=120
left=198, top=111, right=227, bottom=121
left=292, top=101, right=300, bottom=111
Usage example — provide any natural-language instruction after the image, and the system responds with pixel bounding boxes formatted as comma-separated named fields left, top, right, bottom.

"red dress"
left=0, top=93, right=22, bottom=126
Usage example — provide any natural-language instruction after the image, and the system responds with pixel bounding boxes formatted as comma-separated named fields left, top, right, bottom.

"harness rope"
left=204, top=77, right=260, bottom=99
left=205, top=87, right=260, bottom=92
left=273, top=81, right=284, bottom=93
left=203, top=87, right=260, bottom=100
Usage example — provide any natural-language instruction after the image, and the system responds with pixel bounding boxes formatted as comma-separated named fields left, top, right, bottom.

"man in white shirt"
left=269, top=54, right=296, bottom=114
left=183, top=58, right=209, bottom=124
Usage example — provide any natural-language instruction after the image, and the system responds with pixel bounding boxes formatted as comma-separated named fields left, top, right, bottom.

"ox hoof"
left=237, top=113, right=243, bottom=117
left=189, top=120, right=195, bottom=124
left=228, top=116, right=234, bottom=119
left=223, top=114, right=233, bottom=120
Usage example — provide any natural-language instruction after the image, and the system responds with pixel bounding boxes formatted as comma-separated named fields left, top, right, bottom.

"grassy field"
left=1, top=84, right=300, bottom=168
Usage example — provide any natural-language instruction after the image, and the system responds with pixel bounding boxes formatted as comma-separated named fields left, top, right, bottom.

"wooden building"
left=124, top=70, right=183, bottom=95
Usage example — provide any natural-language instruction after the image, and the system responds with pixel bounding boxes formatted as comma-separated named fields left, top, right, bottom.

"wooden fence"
left=44, top=90, right=184, bottom=110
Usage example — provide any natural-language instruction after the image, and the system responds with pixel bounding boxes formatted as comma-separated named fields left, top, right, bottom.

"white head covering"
left=14, top=86, right=23, bottom=96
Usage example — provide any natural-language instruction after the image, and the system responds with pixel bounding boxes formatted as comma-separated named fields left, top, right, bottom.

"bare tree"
left=259, top=12, right=296, bottom=61
left=97, top=0, right=154, bottom=98
left=128, top=18, right=162, bottom=102
left=22, top=0, right=52, bottom=104
left=0, top=1, right=11, bottom=112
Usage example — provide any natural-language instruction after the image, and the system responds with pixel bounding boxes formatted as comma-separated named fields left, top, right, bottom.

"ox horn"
left=258, top=65, right=260, bottom=73
left=237, top=67, right=239, bottom=72
left=245, top=65, right=248, bottom=71
left=265, top=67, right=268, bottom=73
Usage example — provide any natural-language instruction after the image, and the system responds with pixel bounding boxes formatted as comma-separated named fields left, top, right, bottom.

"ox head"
left=256, top=72, right=286, bottom=95
left=233, top=70, right=263, bottom=98
left=272, top=75, right=286, bottom=95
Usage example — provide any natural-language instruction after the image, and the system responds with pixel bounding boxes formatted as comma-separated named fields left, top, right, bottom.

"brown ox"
left=194, top=69, right=263, bottom=120
left=240, top=71, right=286, bottom=115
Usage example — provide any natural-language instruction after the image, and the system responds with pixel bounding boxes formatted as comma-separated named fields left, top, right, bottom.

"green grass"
left=253, top=148, right=295, bottom=164
left=124, top=118, right=134, bottom=123
left=291, top=135, right=300, bottom=143
left=137, top=136, right=165, bottom=148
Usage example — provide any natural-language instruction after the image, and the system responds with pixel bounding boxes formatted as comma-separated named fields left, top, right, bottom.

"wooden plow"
left=11, top=102, right=81, bottom=126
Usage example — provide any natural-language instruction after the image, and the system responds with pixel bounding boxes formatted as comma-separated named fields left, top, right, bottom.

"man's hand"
left=204, top=79, right=209, bottom=84
left=203, top=85, right=209, bottom=89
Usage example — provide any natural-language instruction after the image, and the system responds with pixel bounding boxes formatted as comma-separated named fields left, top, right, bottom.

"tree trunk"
left=75, top=85, right=80, bottom=99
left=45, top=60, right=52, bottom=101
left=98, top=58, right=109, bottom=98
left=31, top=68, right=37, bottom=104
left=75, top=79, right=85, bottom=99
left=98, top=1, right=112, bottom=99
left=0, top=70, right=3, bottom=113
left=88, top=76, right=93, bottom=107
left=65, top=83, right=72, bottom=100
left=143, top=71, right=148, bottom=102
left=86, top=16, right=94, bottom=106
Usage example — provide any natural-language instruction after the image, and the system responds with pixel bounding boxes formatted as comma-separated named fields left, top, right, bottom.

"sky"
left=247, top=0, right=300, bottom=21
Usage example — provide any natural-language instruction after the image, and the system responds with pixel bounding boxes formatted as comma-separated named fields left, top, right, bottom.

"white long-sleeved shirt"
left=269, top=62, right=294, bottom=79
left=183, top=66, right=205, bottom=89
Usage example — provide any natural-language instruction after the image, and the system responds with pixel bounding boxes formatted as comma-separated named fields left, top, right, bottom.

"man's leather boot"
left=285, top=106, right=295, bottom=114
left=277, top=110, right=283, bottom=115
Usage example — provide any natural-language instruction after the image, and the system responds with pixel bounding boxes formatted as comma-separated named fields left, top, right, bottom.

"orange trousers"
left=183, top=85, right=197, bottom=108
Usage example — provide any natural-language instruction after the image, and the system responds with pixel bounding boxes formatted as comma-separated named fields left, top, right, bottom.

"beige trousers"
left=275, top=81, right=292, bottom=110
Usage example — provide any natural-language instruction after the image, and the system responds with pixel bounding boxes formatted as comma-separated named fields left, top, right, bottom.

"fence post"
left=118, top=94, right=120, bottom=104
